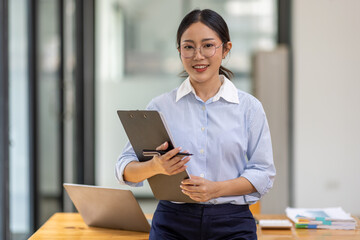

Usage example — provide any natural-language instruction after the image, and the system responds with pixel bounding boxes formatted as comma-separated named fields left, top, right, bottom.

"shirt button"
left=199, top=149, right=204, bottom=154
left=202, top=106, right=206, bottom=111
left=200, top=173, right=205, bottom=178
left=201, top=127, right=205, bottom=131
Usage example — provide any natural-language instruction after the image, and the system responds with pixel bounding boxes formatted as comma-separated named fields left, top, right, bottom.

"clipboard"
left=117, top=110, right=197, bottom=203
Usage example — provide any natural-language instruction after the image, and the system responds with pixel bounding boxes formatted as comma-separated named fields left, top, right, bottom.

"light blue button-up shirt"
left=115, top=75, right=276, bottom=205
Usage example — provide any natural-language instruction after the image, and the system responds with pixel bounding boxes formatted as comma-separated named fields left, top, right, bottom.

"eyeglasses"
left=179, top=42, right=224, bottom=59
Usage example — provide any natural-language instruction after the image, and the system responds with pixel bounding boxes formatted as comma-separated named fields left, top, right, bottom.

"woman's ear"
left=223, top=41, right=232, bottom=59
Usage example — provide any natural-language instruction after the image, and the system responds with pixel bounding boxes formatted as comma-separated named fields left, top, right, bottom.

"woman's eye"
left=204, top=43, right=214, bottom=48
left=183, top=45, right=194, bottom=50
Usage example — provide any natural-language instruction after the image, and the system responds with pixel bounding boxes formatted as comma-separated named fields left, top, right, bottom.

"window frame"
left=0, top=0, right=10, bottom=239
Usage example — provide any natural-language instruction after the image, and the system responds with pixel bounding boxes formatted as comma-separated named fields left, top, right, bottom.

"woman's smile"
left=193, top=64, right=209, bottom=72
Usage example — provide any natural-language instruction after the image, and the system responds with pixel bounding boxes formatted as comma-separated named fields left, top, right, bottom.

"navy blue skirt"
left=149, top=200, right=257, bottom=240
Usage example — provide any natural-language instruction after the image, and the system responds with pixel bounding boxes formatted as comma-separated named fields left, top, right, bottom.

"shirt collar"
left=176, top=75, right=239, bottom=104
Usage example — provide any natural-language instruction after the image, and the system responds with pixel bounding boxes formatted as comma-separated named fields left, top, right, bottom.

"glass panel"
left=63, top=0, right=77, bottom=212
left=37, top=0, right=62, bottom=225
left=96, top=0, right=184, bottom=196
left=187, top=0, right=277, bottom=91
left=8, top=0, right=30, bottom=239
left=95, top=0, right=277, bottom=197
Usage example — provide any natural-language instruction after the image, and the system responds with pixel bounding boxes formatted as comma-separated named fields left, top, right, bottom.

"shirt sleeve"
left=114, top=100, right=158, bottom=187
left=241, top=101, right=276, bottom=203
left=115, top=141, right=143, bottom=187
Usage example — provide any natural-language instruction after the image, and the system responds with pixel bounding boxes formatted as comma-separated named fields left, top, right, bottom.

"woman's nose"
left=193, top=48, right=205, bottom=60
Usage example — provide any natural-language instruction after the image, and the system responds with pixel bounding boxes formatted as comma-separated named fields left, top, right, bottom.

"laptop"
left=63, top=183, right=151, bottom=232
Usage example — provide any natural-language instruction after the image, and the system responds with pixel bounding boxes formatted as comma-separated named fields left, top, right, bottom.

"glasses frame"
left=178, top=42, right=224, bottom=59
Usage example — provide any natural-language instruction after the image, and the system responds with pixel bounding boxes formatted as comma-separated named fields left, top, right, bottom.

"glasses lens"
left=180, top=44, right=219, bottom=58
left=201, top=45, right=216, bottom=58
left=180, top=46, right=194, bottom=58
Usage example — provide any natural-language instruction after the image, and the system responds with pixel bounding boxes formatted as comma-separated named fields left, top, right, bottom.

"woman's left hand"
left=180, top=175, right=220, bottom=202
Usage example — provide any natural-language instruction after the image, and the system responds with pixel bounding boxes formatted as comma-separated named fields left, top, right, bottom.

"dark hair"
left=176, top=9, right=234, bottom=79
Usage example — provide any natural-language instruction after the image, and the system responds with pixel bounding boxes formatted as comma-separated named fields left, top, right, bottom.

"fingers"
left=155, top=143, right=182, bottom=159
left=181, top=176, right=204, bottom=192
left=180, top=176, right=219, bottom=202
left=181, top=187, right=209, bottom=202
left=162, top=146, right=182, bottom=159
left=181, top=183, right=202, bottom=193
left=152, top=146, right=190, bottom=176
left=180, top=175, right=213, bottom=201
left=162, top=155, right=190, bottom=175
left=167, top=157, right=190, bottom=175
left=155, top=147, right=182, bottom=166
left=181, top=175, right=201, bottom=185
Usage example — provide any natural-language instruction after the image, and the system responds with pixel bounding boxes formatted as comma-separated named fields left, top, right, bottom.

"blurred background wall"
left=292, top=0, right=360, bottom=211
left=1, top=0, right=359, bottom=239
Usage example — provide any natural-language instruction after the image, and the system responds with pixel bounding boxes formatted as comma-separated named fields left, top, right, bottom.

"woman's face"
left=179, top=22, right=231, bottom=85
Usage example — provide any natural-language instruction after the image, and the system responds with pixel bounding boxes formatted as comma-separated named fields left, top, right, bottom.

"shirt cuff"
left=115, top=157, right=144, bottom=187
left=244, top=192, right=261, bottom=204
left=241, top=169, right=274, bottom=197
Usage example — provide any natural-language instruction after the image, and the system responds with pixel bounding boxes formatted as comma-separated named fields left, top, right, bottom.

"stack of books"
left=286, top=207, right=357, bottom=230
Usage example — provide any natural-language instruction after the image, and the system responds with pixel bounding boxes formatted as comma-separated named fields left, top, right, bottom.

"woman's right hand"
left=151, top=142, right=190, bottom=176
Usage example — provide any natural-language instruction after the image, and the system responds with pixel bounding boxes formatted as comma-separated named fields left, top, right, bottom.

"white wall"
left=293, top=0, right=360, bottom=215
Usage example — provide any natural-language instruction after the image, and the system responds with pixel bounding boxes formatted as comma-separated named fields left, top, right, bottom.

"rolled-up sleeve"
left=115, top=101, right=158, bottom=187
left=241, top=102, right=276, bottom=203
left=115, top=141, right=144, bottom=187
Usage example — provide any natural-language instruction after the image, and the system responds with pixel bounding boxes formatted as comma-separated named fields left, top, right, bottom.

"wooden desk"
left=29, top=213, right=360, bottom=240
left=28, top=213, right=149, bottom=240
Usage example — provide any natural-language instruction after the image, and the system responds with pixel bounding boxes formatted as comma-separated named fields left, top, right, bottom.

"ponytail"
left=219, top=65, right=233, bottom=80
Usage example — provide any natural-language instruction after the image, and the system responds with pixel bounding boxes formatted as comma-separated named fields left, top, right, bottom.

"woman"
left=116, top=9, right=276, bottom=240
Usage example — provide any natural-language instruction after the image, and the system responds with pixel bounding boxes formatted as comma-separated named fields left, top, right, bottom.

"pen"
left=142, top=149, right=193, bottom=157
